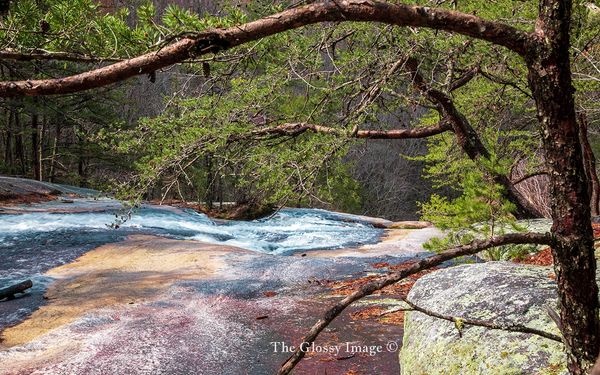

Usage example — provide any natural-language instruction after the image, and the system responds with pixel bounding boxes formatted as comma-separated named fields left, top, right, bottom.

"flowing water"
left=0, top=198, right=383, bottom=328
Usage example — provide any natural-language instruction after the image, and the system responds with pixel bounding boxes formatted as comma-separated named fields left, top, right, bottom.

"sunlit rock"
left=400, top=262, right=570, bottom=374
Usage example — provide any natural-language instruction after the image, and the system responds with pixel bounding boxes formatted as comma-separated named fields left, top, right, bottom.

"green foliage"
left=413, top=55, right=541, bottom=259
left=419, top=166, right=531, bottom=260
left=412, top=0, right=600, bottom=259
left=99, top=68, right=363, bottom=208
left=0, top=0, right=256, bottom=61
left=64, top=0, right=548, bottom=218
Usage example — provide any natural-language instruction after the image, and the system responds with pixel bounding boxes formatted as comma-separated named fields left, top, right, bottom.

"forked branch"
left=402, top=56, right=544, bottom=218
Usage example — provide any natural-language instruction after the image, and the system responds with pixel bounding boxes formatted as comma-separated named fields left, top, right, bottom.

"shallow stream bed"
left=0, top=186, right=438, bottom=375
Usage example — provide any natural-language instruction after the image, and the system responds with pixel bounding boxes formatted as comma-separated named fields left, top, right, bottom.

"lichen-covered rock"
left=400, top=262, right=568, bottom=375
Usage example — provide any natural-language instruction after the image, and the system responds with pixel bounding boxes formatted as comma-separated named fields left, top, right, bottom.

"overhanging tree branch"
left=0, top=48, right=244, bottom=64
left=403, top=57, right=544, bottom=218
left=277, top=231, right=553, bottom=375
left=239, top=121, right=452, bottom=140
left=0, top=0, right=535, bottom=97
left=404, top=56, right=491, bottom=159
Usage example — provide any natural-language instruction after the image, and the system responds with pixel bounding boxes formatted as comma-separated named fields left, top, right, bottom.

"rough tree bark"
left=578, top=114, right=600, bottom=216
left=241, top=121, right=452, bottom=140
left=525, top=0, right=600, bottom=372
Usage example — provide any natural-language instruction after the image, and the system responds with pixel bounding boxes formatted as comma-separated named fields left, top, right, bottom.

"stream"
left=0, top=197, right=383, bottom=330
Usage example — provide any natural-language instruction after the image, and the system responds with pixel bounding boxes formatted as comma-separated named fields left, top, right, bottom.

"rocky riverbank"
left=3, top=176, right=572, bottom=375
left=0, top=233, right=439, bottom=374
left=0, top=177, right=442, bottom=374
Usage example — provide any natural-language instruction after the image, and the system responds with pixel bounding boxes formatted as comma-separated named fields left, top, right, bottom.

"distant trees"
left=1, top=0, right=600, bottom=373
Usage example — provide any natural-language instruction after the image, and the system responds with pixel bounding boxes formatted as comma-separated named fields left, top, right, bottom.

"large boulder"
left=0, top=176, right=99, bottom=204
left=400, top=262, right=569, bottom=374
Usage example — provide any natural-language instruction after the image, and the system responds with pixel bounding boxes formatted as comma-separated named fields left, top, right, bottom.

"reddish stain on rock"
left=325, top=262, right=438, bottom=299
left=370, top=262, right=390, bottom=269
left=514, top=247, right=554, bottom=266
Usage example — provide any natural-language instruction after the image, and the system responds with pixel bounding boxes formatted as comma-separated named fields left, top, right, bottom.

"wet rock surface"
left=400, top=262, right=569, bottom=375
left=0, top=234, right=430, bottom=375
left=0, top=176, right=100, bottom=208
left=0, top=180, right=442, bottom=375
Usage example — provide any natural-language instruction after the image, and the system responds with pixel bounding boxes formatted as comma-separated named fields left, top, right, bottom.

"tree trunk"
left=4, top=104, right=13, bottom=173
left=205, top=153, right=215, bottom=209
left=38, top=113, right=45, bottom=181
left=14, top=108, right=25, bottom=176
left=0, top=0, right=597, bottom=371
left=31, top=108, right=40, bottom=181
left=77, top=150, right=86, bottom=186
left=49, top=120, right=60, bottom=183
left=76, top=124, right=87, bottom=187
left=578, top=113, right=600, bottom=216
left=527, top=0, right=600, bottom=372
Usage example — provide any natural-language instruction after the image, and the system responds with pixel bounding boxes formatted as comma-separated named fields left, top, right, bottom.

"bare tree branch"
left=0, top=48, right=249, bottom=65
left=449, top=65, right=480, bottom=91
left=404, top=56, right=490, bottom=159
left=479, top=68, right=532, bottom=98
left=277, top=231, right=553, bottom=375
left=0, top=49, right=124, bottom=63
left=400, top=297, right=562, bottom=342
left=238, top=121, right=451, bottom=141
left=0, top=0, right=535, bottom=97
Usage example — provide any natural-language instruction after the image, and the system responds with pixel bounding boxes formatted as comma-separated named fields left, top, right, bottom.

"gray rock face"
left=0, top=176, right=99, bottom=198
left=400, top=262, right=567, bottom=375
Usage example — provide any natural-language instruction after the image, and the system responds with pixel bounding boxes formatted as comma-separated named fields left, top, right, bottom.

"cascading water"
left=0, top=198, right=383, bottom=329
left=0, top=198, right=382, bottom=303
left=0, top=200, right=382, bottom=254
left=0, top=185, right=414, bottom=375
